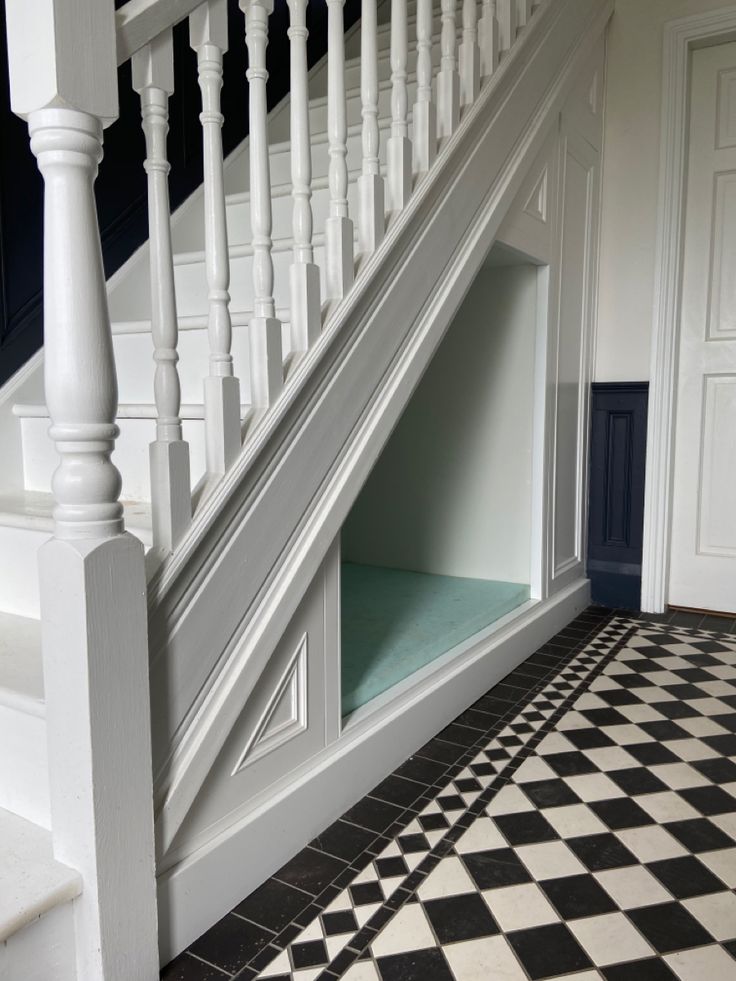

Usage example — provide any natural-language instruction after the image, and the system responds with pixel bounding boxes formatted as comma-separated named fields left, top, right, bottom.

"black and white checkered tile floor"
left=162, top=608, right=736, bottom=981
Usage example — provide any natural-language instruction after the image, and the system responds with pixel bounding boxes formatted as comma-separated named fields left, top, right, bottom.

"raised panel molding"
left=698, top=374, right=736, bottom=557
left=716, top=67, right=736, bottom=148
left=708, top=171, right=736, bottom=341
left=523, top=167, right=549, bottom=223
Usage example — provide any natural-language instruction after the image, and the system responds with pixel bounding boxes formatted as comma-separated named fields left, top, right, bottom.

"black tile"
left=655, top=700, right=701, bottom=720
left=540, top=873, right=617, bottom=919
left=393, top=755, right=448, bottom=787
left=608, top=767, right=668, bottom=796
left=397, top=833, right=430, bottom=854
left=669, top=611, right=704, bottom=628
left=678, top=785, right=736, bottom=816
left=436, top=793, right=465, bottom=812
left=375, top=855, right=409, bottom=879
left=310, top=819, right=377, bottom=863
left=321, top=909, right=359, bottom=936
left=663, top=818, right=734, bottom=853
left=491, top=681, right=532, bottom=703
left=188, top=914, right=273, bottom=974
left=349, top=881, right=384, bottom=906
left=473, top=694, right=515, bottom=717
left=602, top=957, right=677, bottom=980
left=627, top=901, right=714, bottom=953
left=418, top=812, right=450, bottom=833
left=715, top=712, right=736, bottom=733
left=615, top=674, right=656, bottom=690
left=638, top=720, right=691, bottom=742
left=647, top=855, right=729, bottom=899
left=703, top=733, right=736, bottom=757
left=563, top=727, right=618, bottom=749
left=454, top=707, right=498, bottom=731
left=376, top=947, right=455, bottom=981
left=589, top=797, right=654, bottom=830
left=160, top=954, right=230, bottom=980
left=439, top=722, right=483, bottom=747
left=692, top=756, right=736, bottom=784
left=423, top=892, right=500, bottom=944
left=455, top=777, right=482, bottom=793
left=342, top=796, right=406, bottom=834
left=597, top=688, right=645, bottom=707
left=545, top=751, right=600, bottom=777
left=581, top=707, right=631, bottom=726
left=462, top=848, right=533, bottom=889
left=415, top=736, right=469, bottom=765
left=507, top=922, right=592, bottom=979
left=624, top=743, right=680, bottom=766
left=521, top=778, right=582, bottom=809
left=290, top=938, right=329, bottom=969
left=274, top=847, right=347, bottom=896
left=724, top=938, right=736, bottom=960
left=369, top=774, right=425, bottom=809
left=232, top=878, right=311, bottom=933
left=493, top=810, right=558, bottom=846
left=567, top=833, right=638, bottom=871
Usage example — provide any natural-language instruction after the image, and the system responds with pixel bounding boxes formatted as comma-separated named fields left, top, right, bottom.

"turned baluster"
left=387, top=0, right=411, bottom=212
left=325, top=0, right=354, bottom=299
left=497, top=0, right=517, bottom=54
left=191, top=0, right=242, bottom=475
left=287, top=0, right=322, bottom=352
left=516, top=0, right=533, bottom=30
left=459, top=0, right=480, bottom=107
left=133, top=31, right=192, bottom=551
left=413, top=0, right=437, bottom=173
left=358, top=0, right=384, bottom=254
left=241, top=0, right=283, bottom=406
left=437, top=0, right=460, bottom=139
left=479, top=0, right=499, bottom=79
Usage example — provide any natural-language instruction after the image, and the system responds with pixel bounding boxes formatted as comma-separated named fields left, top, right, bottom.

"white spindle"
left=325, top=0, right=354, bottom=299
left=242, top=0, right=283, bottom=406
left=288, top=0, right=322, bottom=352
left=459, top=0, right=480, bottom=107
left=413, top=0, right=437, bottom=174
left=497, top=0, right=517, bottom=53
left=437, top=0, right=460, bottom=139
left=516, top=0, right=533, bottom=29
left=387, top=0, right=411, bottom=212
left=479, top=0, right=499, bottom=79
left=357, top=0, right=384, bottom=254
left=191, top=0, right=242, bottom=476
left=133, top=31, right=192, bottom=550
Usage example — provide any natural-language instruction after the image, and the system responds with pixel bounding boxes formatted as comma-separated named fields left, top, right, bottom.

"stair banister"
left=5, top=2, right=159, bottom=978
left=325, top=0, right=355, bottom=299
left=133, top=30, right=193, bottom=550
left=191, top=0, right=243, bottom=476
left=497, top=0, right=518, bottom=53
left=460, top=0, right=481, bottom=107
left=516, top=0, right=533, bottom=30
left=437, top=0, right=460, bottom=138
left=479, top=0, right=500, bottom=79
left=413, top=0, right=437, bottom=174
left=288, top=0, right=323, bottom=353
left=387, top=0, right=412, bottom=212
left=358, top=0, right=385, bottom=254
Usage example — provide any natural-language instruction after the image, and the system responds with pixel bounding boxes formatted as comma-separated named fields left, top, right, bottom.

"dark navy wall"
left=587, top=382, right=649, bottom=610
left=0, top=0, right=360, bottom=387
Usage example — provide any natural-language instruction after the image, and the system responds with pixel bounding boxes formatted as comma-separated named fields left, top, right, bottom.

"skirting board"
left=156, top=577, right=590, bottom=963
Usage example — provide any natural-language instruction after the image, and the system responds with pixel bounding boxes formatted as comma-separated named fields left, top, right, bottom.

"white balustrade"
left=413, top=0, right=437, bottom=173
left=437, top=0, right=460, bottom=138
left=325, top=0, right=354, bottom=299
left=133, top=31, right=192, bottom=550
left=459, top=0, right=480, bottom=107
left=358, top=0, right=385, bottom=254
left=497, top=0, right=517, bottom=53
left=479, top=0, right=499, bottom=79
left=516, top=0, right=533, bottom=30
left=241, top=0, right=283, bottom=406
left=288, top=0, right=322, bottom=351
left=191, top=0, right=243, bottom=476
left=387, top=0, right=411, bottom=212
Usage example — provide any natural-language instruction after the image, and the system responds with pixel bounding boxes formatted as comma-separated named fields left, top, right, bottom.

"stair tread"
left=0, top=806, right=81, bottom=943
left=0, top=611, right=43, bottom=712
left=0, top=491, right=154, bottom=544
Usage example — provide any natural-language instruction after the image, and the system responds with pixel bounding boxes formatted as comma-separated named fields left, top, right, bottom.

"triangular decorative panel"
left=231, top=633, right=308, bottom=775
left=523, top=167, right=548, bottom=223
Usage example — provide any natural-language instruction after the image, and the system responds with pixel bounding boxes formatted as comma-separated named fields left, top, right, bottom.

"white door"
left=669, top=42, right=736, bottom=613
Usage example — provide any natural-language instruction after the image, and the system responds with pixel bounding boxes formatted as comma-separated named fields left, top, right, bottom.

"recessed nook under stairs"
left=340, top=244, right=546, bottom=718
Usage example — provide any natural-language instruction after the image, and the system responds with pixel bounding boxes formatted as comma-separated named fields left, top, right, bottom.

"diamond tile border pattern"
left=161, top=609, right=736, bottom=981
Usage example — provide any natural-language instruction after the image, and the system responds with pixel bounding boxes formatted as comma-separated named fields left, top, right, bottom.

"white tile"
left=549, top=974, right=601, bottom=981
left=295, top=918, right=325, bottom=943
left=574, top=693, right=609, bottom=710
left=417, top=856, right=475, bottom=900
left=687, top=697, right=732, bottom=716
left=556, top=712, right=591, bottom=731
left=292, top=969, right=323, bottom=981
left=481, top=883, right=559, bottom=932
left=514, top=756, right=558, bottom=783
left=683, top=891, right=736, bottom=940
left=707, top=665, right=736, bottom=680
left=646, top=670, right=685, bottom=687
left=443, top=935, right=527, bottom=981
left=376, top=841, right=402, bottom=860
left=342, top=962, right=381, bottom=981
left=324, top=890, right=353, bottom=914
left=636, top=687, right=676, bottom=704
left=595, top=866, right=672, bottom=909
left=649, top=762, right=711, bottom=790
left=664, top=943, right=736, bottom=980
left=723, top=782, right=736, bottom=800
left=569, top=912, right=654, bottom=966
left=355, top=903, right=381, bottom=926
left=515, top=841, right=586, bottom=880
left=563, top=773, right=626, bottom=802
left=581, top=746, right=639, bottom=772
left=326, top=933, right=354, bottom=958
left=635, top=791, right=701, bottom=823
left=666, top=739, right=719, bottom=762
left=697, top=679, right=736, bottom=697
left=699, top=848, right=736, bottom=889
left=486, top=785, right=535, bottom=816
left=260, top=949, right=291, bottom=976
left=370, top=905, right=435, bottom=957
left=543, top=804, right=608, bottom=839
left=712, top=813, right=736, bottom=840
left=353, top=864, right=379, bottom=884
left=616, top=826, right=687, bottom=862
left=455, top=817, right=507, bottom=854
left=537, top=732, right=578, bottom=755
left=676, top=717, right=729, bottom=738
left=615, top=703, right=667, bottom=724
left=598, top=724, right=654, bottom=745
left=379, top=876, right=405, bottom=899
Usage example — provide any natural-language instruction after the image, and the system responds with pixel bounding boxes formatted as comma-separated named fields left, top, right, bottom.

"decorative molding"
left=523, top=166, right=548, bottom=222
left=642, top=4, right=736, bottom=613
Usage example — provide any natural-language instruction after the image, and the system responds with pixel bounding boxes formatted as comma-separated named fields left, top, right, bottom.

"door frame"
left=642, top=5, right=736, bottom=613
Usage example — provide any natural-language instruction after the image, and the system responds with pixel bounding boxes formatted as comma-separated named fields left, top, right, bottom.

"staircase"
left=0, top=0, right=611, bottom=977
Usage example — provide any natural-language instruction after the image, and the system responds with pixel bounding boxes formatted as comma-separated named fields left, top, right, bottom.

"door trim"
left=642, top=5, right=736, bottom=613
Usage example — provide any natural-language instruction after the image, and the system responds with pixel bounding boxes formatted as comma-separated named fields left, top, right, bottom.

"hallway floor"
left=162, top=607, right=736, bottom=981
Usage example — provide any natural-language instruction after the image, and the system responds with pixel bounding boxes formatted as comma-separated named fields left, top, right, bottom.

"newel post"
left=5, top=3, right=159, bottom=980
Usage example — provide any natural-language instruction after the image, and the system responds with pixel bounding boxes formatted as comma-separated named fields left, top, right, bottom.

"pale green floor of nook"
left=341, top=562, right=531, bottom=716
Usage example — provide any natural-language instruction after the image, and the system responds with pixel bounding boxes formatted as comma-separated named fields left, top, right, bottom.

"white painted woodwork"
left=133, top=32, right=193, bottom=550
left=413, top=0, right=437, bottom=173
left=459, top=0, right=480, bottom=107
left=387, top=0, right=412, bottom=212
left=357, top=0, right=385, bottom=254
left=325, top=0, right=355, bottom=299
left=515, top=0, right=533, bottom=31
left=479, top=0, right=499, bottom=79
left=191, top=0, right=243, bottom=476
left=242, top=0, right=284, bottom=407
left=497, top=0, right=517, bottom=54
left=437, top=0, right=460, bottom=138
left=117, top=0, right=204, bottom=65
left=669, top=42, right=736, bottom=613
left=288, top=0, right=322, bottom=354
left=1, top=900, right=77, bottom=981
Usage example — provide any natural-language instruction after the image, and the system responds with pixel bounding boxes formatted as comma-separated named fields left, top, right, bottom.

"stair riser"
left=308, top=78, right=418, bottom=135
left=0, top=705, right=49, bottom=828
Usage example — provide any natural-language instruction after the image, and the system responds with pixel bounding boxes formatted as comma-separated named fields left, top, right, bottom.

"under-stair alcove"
left=340, top=243, right=548, bottom=718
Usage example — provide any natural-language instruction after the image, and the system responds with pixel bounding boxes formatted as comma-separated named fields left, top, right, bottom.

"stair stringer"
left=149, top=0, right=611, bottom=912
